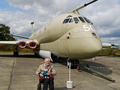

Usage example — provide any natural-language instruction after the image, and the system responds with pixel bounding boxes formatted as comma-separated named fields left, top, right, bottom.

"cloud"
left=101, top=37, right=120, bottom=46
left=0, top=0, right=120, bottom=45
left=80, top=0, right=120, bottom=38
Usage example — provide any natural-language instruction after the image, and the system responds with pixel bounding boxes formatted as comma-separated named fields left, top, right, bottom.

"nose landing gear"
left=67, top=59, right=79, bottom=69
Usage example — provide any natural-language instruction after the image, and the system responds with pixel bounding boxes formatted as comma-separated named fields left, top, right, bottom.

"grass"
left=0, top=46, right=33, bottom=53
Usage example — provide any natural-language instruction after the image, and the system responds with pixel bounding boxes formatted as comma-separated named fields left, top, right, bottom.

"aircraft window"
left=73, top=17, right=79, bottom=23
left=83, top=17, right=90, bottom=23
left=69, top=18, right=73, bottom=23
left=92, top=32, right=97, bottom=37
left=91, top=22, right=93, bottom=25
left=88, top=19, right=93, bottom=25
left=63, top=19, right=70, bottom=23
left=67, top=15, right=72, bottom=18
left=79, top=17, right=85, bottom=23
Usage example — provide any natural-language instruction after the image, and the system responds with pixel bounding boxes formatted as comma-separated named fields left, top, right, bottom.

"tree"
left=0, top=24, right=16, bottom=41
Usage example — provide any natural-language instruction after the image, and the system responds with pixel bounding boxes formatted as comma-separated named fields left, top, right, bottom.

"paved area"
left=0, top=53, right=120, bottom=90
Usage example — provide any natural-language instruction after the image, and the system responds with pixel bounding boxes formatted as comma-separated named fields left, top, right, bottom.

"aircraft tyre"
left=13, top=51, right=18, bottom=57
left=67, top=59, right=79, bottom=69
left=34, top=53, right=41, bottom=57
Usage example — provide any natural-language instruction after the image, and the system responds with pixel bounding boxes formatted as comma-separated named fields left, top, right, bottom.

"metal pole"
left=69, top=62, right=71, bottom=81
left=66, top=62, right=73, bottom=88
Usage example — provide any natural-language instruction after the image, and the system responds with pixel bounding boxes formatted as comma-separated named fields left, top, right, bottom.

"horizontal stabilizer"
left=102, top=43, right=119, bottom=48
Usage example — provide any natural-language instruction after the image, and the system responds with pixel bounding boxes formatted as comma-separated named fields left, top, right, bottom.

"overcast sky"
left=0, top=0, right=120, bottom=46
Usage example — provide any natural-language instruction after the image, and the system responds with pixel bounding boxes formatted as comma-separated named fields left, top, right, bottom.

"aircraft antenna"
left=69, top=0, right=98, bottom=14
left=31, top=22, right=34, bottom=35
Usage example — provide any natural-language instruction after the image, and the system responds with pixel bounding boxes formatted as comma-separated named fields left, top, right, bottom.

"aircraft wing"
left=102, top=43, right=119, bottom=48
left=0, top=41, right=18, bottom=47
left=0, top=39, right=39, bottom=49
left=6, top=33, right=29, bottom=39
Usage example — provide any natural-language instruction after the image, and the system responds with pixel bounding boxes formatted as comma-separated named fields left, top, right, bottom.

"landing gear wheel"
left=67, top=59, right=79, bottom=69
left=13, top=47, right=18, bottom=57
left=13, top=51, right=18, bottom=56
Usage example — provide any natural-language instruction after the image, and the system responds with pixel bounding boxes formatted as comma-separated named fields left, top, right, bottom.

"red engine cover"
left=18, top=41, right=26, bottom=49
left=28, top=41, right=37, bottom=49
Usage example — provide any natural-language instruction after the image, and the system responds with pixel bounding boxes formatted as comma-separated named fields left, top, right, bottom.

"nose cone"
left=68, top=38, right=102, bottom=59
left=86, top=38, right=102, bottom=57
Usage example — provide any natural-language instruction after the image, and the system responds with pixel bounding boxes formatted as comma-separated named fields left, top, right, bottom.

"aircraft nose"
left=68, top=38, right=102, bottom=59
left=88, top=39, right=102, bottom=54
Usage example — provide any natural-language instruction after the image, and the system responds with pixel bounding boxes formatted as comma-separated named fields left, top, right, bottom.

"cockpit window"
left=83, top=17, right=93, bottom=24
left=92, top=32, right=97, bottom=37
left=63, top=19, right=70, bottom=23
left=67, top=15, right=72, bottom=18
left=69, top=18, right=73, bottom=23
left=88, top=19, right=93, bottom=25
left=84, top=17, right=90, bottom=23
left=79, top=17, right=85, bottom=23
left=73, top=17, right=79, bottom=23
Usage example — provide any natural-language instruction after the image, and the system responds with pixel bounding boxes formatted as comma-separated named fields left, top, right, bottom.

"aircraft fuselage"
left=29, top=13, right=102, bottom=59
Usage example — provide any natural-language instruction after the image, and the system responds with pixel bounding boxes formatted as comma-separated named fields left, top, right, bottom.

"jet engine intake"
left=28, top=41, right=37, bottom=49
left=18, top=41, right=26, bottom=49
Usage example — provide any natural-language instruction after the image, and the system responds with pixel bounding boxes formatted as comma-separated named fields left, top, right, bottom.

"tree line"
left=0, top=24, right=32, bottom=52
left=0, top=24, right=16, bottom=41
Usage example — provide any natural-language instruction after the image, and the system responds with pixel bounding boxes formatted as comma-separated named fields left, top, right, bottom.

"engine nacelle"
left=39, top=50, right=53, bottom=62
left=28, top=41, right=37, bottom=49
left=18, top=40, right=26, bottom=49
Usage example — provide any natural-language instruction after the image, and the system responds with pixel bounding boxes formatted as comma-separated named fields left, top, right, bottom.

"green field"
left=0, top=46, right=120, bottom=55
left=0, top=46, right=33, bottom=53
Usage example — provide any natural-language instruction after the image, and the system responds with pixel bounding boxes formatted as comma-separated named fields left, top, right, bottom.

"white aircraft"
left=0, top=0, right=119, bottom=63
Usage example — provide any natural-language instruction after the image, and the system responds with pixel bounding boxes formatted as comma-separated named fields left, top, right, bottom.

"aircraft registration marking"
left=83, top=25, right=95, bottom=31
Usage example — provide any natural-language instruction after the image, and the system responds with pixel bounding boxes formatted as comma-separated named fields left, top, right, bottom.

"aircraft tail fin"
left=31, top=22, right=34, bottom=35
left=32, top=29, right=34, bottom=35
